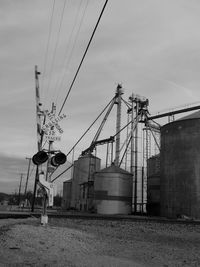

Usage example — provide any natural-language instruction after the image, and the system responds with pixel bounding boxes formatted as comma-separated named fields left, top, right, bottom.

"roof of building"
left=97, top=163, right=131, bottom=174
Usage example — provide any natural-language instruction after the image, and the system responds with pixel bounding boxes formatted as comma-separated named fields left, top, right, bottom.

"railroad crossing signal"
left=32, top=151, right=66, bottom=166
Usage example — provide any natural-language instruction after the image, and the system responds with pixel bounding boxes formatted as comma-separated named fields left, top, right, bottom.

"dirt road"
left=0, top=217, right=199, bottom=266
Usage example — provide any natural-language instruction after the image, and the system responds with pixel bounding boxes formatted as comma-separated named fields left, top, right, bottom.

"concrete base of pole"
left=41, top=215, right=48, bottom=225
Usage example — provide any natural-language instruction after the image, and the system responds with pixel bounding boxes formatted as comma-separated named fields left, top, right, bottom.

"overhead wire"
left=45, top=0, right=109, bottom=181
left=41, top=0, right=56, bottom=102
left=51, top=164, right=73, bottom=183
left=51, top=154, right=95, bottom=182
left=58, top=0, right=109, bottom=115
left=51, top=98, right=135, bottom=182
left=48, top=96, right=114, bottom=179
left=54, top=0, right=89, bottom=105
left=53, top=0, right=84, bottom=104
left=45, top=0, right=69, bottom=108
left=51, top=144, right=104, bottom=182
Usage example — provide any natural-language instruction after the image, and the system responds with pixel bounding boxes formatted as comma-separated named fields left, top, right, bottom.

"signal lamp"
left=51, top=152, right=66, bottom=167
left=32, top=151, right=48, bottom=165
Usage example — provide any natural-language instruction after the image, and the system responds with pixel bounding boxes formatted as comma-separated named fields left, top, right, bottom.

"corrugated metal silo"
left=94, top=164, right=132, bottom=214
left=147, top=155, right=160, bottom=216
left=160, top=111, right=200, bottom=219
left=70, top=154, right=101, bottom=209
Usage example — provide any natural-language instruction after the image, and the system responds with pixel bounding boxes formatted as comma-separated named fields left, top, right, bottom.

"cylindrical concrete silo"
left=70, top=154, right=101, bottom=209
left=94, top=164, right=132, bottom=215
left=160, top=111, right=200, bottom=219
left=147, top=155, right=160, bottom=216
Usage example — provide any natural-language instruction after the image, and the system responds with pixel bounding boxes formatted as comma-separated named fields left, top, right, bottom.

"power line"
left=41, top=0, right=56, bottom=100
left=54, top=0, right=89, bottom=105
left=45, top=0, right=69, bottom=107
left=51, top=164, right=73, bottom=183
left=58, top=0, right=109, bottom=115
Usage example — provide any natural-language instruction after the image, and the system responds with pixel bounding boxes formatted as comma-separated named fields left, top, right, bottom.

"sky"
left=1, top=0, right=200, bottom=193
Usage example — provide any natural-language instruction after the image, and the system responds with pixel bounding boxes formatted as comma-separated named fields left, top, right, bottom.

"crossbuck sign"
left=42, top=110, right=66, bottom=141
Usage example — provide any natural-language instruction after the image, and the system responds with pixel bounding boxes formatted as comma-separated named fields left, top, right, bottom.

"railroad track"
left=0, top=211, right=200, bottom=225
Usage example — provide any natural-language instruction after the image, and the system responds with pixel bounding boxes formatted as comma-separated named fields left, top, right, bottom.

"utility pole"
left=41, top=102, right=56, bottom=224
left=18, top=173, right=23, bottom=206
left=114, top=84, right=123, bottom=166
left=134, top=99, right=139, bottom=213
left=45, top=102, right=56, bottom=183
left=23, top=157, right=31, bottom=208
left=130, top=94, right=135, bottom=212
left=32, top=65, right=43, bottom=212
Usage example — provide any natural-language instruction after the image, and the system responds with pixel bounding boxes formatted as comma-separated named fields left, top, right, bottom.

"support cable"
left=121, top=97, right=132, bottom=109
left=119, top=115, right=139, bottom=167
left=113, top=112, right=142, bottom=139
left=58, top=0, right=109, bottom=115
left=66, top=96, right=114, bottom=157
left=48, top=97, right=114, bottom=179
left=92, top=98, right=115, bottom=143
left=113, top=120, right=132, bottom=138
left=119, top=135, right=132, bottom=167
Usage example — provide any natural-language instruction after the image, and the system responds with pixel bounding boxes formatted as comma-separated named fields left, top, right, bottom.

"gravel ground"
left=0, top=217, right=200, bottom=266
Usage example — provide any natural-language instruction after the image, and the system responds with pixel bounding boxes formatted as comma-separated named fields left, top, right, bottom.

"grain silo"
left=160, top=111, right=200, bottom=219
left=94, top=164, right=132, bottom=214
left=70, top=153, right=101, bottom=210
left=147, top=155, right=160, bottom=216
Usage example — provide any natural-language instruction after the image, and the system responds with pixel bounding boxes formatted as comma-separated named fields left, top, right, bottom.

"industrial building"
left=160, top=111, right=200, bottom=219
left=62, top=87, right=200, bottom=219
left=94, top=164, right=132, bottom=215
left=70, top=153, right=101, bottom=211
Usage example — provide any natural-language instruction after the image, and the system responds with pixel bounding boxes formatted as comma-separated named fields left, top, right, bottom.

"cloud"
left=1, top=0, right=200, bottom=192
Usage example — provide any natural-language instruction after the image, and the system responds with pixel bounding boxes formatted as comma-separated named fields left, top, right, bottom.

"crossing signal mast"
left=32, top=149, right=66, bottom=224
left=32, top=65, right=67, bottom=225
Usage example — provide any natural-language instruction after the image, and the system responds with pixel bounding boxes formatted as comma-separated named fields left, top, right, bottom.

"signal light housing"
left=51, top=152, right=66, bottom=167
left=32, top=151, right=66, bottom=166
left=32, top=151, right=48, bottom=165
